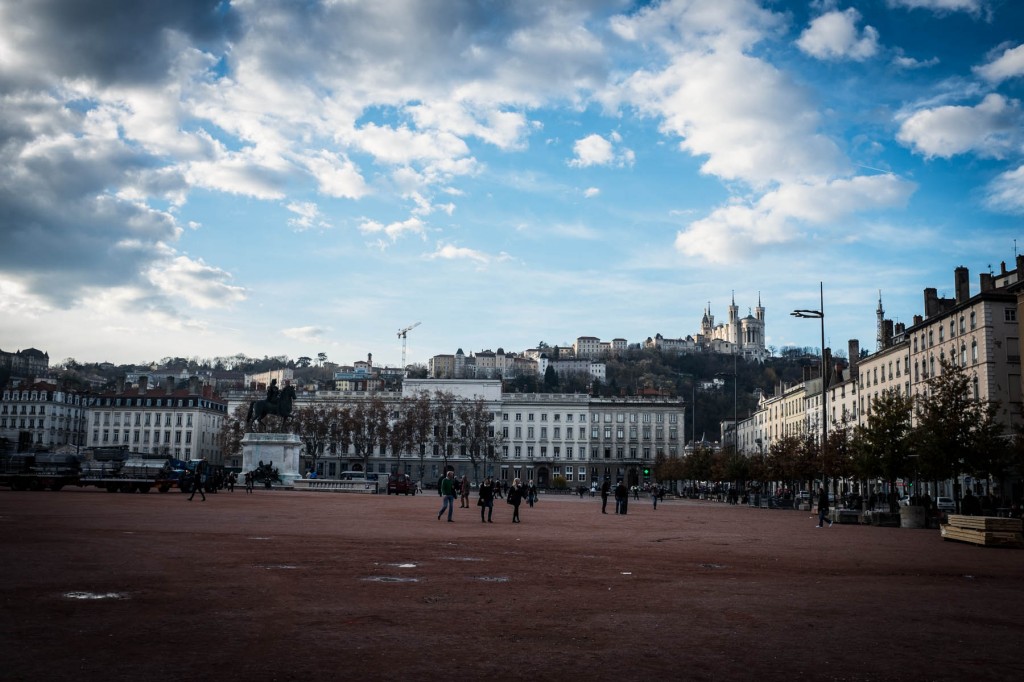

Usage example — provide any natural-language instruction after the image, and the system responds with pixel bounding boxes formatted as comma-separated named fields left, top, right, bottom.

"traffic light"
left=642, top=467, right=651, bottom=478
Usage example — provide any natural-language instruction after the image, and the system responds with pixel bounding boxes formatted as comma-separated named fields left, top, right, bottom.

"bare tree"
left=455, top=397, right=494, bottom=481
left=350, top=395, right=390, bottom=474
left=399, top=391, right=432, bottom=481
left=430, top=390, right=457, bottom=470
left=291, top=402, right=342, bottom=475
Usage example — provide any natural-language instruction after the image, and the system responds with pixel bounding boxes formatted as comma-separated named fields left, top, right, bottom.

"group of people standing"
left=436, top=471, right=537, bottom=523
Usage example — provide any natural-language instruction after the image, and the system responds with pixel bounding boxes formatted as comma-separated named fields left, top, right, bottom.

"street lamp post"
left=791, top=282, right=827, bottom=501
left=679, top=373, right=697, bottom=451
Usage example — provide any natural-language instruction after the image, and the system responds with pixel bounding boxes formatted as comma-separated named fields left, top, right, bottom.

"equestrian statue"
left=247, top=379, right=296, bottom=426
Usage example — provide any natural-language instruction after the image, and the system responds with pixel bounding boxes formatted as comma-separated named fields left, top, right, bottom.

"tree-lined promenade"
left=648, top=360, right=1022, bottom=512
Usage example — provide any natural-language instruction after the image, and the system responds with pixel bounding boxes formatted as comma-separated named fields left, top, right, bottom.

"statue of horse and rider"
left=247, top=379, right=296, bottom=426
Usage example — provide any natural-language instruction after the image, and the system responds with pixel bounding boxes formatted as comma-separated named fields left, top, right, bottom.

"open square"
left=1, top=489, right=1021, bottom=681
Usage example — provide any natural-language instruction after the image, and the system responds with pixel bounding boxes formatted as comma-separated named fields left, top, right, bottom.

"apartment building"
left=84, top=377, right=228, bottom=463
left=0, top=381, right=88, bottom=452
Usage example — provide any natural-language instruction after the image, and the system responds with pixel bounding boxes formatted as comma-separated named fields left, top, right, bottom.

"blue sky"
left=1, top=0, right=1022, bottom=368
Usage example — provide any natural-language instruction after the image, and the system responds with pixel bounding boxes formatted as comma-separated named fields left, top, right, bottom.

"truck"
left=78, top=448, right=183, bottom=493
left=0, top=452, right=81, bottom=491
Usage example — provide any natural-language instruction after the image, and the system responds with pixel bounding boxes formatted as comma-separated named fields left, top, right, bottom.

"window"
left=970, top=311, right=977, bottom=329
left=1006, top=308, right=1017, bottom=322
left=567, top=447, right=573, bottom=460
left=972, top=340, right=978, bottom=363
left=527, top=427, right=534, bottom=439
left=540, top=427, right=547, bottom=439
left=541, top=413, right=547, bottom=421
left=514, top=427, right=521, bottom=438
left=515, top=413, right=522, bottom=421
left=528, top=413, right=534, bottom=421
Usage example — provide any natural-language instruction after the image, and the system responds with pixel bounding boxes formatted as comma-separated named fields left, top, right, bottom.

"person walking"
left=507, top=477, right=525, bottom=523
left=460, top=475, right=471, bottom=508
left=478, top=477, right=495, bottom=523
left=188, top=457, right=207, bottom=501
left=438, top=471, right=457, bottom=522
left=816, top=486, right=832, bottom=528
left=244, top=470, right=254, bottom=494
left=600, top=477, right=611, bottom=514
left=526, top=479, right=538, bottom=507
left=651, top=484, right=659, bottom=510
left=615, top=480, right=628, bottom=515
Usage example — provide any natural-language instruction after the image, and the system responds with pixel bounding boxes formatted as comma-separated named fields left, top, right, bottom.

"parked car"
left=387, top=473, right=415, bottom=496
left=935, top=496, right=956, bottom=513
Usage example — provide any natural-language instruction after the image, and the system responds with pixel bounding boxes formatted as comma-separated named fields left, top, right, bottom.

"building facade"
left=227, top=379, right=685, bottom=488
left=0, top=381, right=88, bottom=452
left=84, top=377, right=228, bottom=463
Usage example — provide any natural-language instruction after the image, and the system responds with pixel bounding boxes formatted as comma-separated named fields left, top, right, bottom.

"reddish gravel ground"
left=1, top=487, right=1022, bottom=682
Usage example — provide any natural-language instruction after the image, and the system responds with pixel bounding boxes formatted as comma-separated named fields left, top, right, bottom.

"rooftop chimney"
left=955, top=266, right=970, bottom=304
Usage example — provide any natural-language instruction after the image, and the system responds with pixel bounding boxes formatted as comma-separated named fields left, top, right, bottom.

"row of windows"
left=93, top=411, right=193, bottom=428
left=92, top=429, right=210, bottom=445
left=1, top=391, right=82, bottom=404
left=502, top=445, right=671, bottom=459
left=501, top=425, right=679, bottom=440
left=505, top=411, right=677, bottom=424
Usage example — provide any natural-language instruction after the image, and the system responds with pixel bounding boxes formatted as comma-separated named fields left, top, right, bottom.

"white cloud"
left=891, top=53, right=940, bottom=70
left=675, top=175, right=917, bottom=262
left=148, top=255, right=247, bottom=310
left=984, top=164, right=1024, bottom=214
left=584, top=187, right=600, bottom=198
left=285, top=202, right=329, bottom=231
left=886, top=0, right=988, bottom=15
left=569, top=133, right=633, bottom=168
left=896, top=94, right=1022, bottom=159
left=974, top=43, right=1024, bottom=84
left=358, top=216, right=427, bottom=243
left=427, top=243, right=493, bottom=265
left=796, top=9, right=880, bottom=62
left=620, top=49, right=847, bottom=187
left=302, top=150, right=369, bottom=200
left=282, top=326, right=329, bottom=342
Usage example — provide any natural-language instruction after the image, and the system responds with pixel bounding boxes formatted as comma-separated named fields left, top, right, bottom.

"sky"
left=1, top=0, right=1023, bottom=369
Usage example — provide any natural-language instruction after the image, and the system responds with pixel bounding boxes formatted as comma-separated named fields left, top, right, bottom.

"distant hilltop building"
left=0, top=347, right=50, bottom=379
left=645, top=293, right=769, bottom=362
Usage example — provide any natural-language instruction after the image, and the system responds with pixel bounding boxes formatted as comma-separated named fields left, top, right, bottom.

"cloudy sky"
left=2, top=0, right=1023, bottom=368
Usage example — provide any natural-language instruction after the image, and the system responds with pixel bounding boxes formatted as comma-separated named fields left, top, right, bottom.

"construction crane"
left=397, top=322, right=421, bottom=368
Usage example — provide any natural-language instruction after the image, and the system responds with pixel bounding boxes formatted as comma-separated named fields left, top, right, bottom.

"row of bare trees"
left=223, top=390, right=503, bottom=481
left=655, top=360, right=1024, bottom=507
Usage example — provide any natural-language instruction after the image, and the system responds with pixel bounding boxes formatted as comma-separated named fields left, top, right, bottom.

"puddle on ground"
left=63, top=592, right=127, bottom=600
left=621, top=572, right=633, bottom=575
left=700, top=563, right=726, bottom=569
left=474, top=576, right=510, bottom=582
left=362, top=576, right=419, bottom=583
left=247, top=536, right=272, bottom=540
left=256, top=564, right=299, bottom=570
left=443, top=556, right=483, bottom=562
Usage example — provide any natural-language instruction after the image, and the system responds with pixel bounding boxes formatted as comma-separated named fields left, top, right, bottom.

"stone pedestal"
left=241, top=432, right=303, bottom=485
left=900, top=505, right=926, bottom=529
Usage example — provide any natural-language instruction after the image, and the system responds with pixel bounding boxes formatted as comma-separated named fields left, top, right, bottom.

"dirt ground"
left=1, top=487, right=1022, bottom=682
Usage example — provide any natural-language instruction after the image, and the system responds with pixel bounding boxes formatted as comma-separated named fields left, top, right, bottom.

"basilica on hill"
left=645, top=293, right=769, bottom=362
